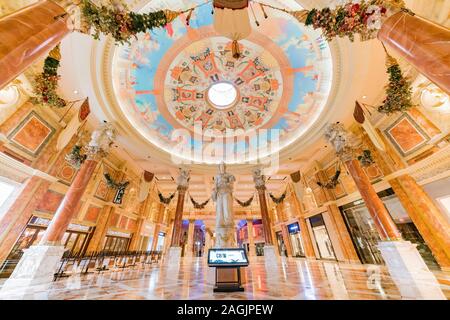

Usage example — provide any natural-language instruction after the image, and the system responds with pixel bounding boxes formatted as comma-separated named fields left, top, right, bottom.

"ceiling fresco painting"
left=112, top=2, right=333, bottom=164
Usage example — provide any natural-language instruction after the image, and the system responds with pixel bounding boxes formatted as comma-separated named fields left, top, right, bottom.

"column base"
left=263, top=245, right=280, bottom=272
left=0, top=245, right=65, bottom=297
left=378, top=241, right=446, bottom=299
left=163, top=246, right=182, bottom=270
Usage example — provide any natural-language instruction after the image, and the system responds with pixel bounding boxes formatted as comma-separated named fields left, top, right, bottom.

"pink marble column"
left=0, top=0, right=69, bottom=89
left=151, top=224, right=161, bottom=251
left=256, top=187, right=274, bottom=245
left=40, top=159, right=98, bottom=245
left=170, top=186, right=187, bottom=247
left=378, top=11, right=450, bottom=94
left=345, top=159, right=402, bottom=241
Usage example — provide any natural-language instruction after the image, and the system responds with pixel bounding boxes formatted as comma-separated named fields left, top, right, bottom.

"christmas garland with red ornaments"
left=34, top=0, right=413, bottom=115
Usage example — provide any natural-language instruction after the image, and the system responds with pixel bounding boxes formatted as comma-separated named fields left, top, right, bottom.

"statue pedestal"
left=378, top=241, right=445, bottom=299
left=0, top=245, right=65, bottom=297
left=215, top=226, right=236, bottom=248
left=160, top=247, right=182, bottom=283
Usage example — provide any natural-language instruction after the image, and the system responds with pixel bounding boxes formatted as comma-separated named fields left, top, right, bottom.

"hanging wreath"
left=357, top=149, right=375, bottom=167
left=65, top=145, right=87, bottom=169
left=317, top=170, right=341, bottom=189
left=104, top=173, right=129, bottom=189
left=80, top=0, right=185, bottom=44
left=235, top=195, right=254, bottom=207
left=31, top=45, right=67, bottom=108
left=190, top=195, right=210, bottom=209
left=159, top=191, right=175, bottom=205
left=377, top=51, right=414, bottom=114
left=269, top=191, right=286, bottom=204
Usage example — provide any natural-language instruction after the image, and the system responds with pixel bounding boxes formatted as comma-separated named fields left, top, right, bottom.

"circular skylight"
left=207, top=82, right=238, bottom=109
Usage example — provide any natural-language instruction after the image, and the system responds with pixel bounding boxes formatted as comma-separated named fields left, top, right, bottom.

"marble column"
left=0, top=0, right=69, bottom=89
left=1, top=123, right=116, bottom=291
left=86, top=206, right=114, bottom=252
left=362, top=133, right=450, bottom=269
left=164, top=169, right=189, bottom=268
left=255, top=187, right=273, bottom=246
left=253, top=169, right=278, bottom=270
left=378, top=11, right=450, bottom=94
left=345, top=158, right=402, bottom=240
left=324, top=123, right=446, bottom=299
left=40, top=160, right=100, bottom=245
left=185, top=219, right=195, bottom=258
left=170, top=188, right=188, bottom=247
left=246, top=219, right=256, bottom=256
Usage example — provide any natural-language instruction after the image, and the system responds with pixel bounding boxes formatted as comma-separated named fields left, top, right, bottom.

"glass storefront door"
left=341, top=190, right=439, bottom=269
left=275, top=231, right=287, bottom=256
left=342, top=204, right=384, bottom=265
left=6, top=226, right=91, bottom=262
left=255, top=243, right=264, bottom=256
left=287, top=223, right=305, bottom=257
left=309, top=214, right=336, bottom=260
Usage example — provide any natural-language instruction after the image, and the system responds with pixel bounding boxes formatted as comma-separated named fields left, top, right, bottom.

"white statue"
left=212, top=163, right=236, bottom=248
left=86, top=122, right=116, bottom=157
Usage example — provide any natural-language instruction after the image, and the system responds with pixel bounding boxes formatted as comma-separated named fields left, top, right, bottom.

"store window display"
left=309, top=215, right=336, bottom=260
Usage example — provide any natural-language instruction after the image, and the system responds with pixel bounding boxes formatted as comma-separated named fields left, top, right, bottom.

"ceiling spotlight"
left=73, top=90, right=79, bottom=94
left=362, top=95, right=367, bottom=99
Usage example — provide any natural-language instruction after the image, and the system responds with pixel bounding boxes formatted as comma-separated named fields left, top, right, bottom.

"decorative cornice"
left=384, top=144, right=450, bottom=184
left=0, top=152, right=58, bottom=183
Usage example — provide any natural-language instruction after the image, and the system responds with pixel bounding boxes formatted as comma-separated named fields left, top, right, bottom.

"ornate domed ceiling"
left=110, top=2, right=333, bottom=164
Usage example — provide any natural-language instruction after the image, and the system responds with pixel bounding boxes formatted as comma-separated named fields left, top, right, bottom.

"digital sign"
left=207, top=248, right=249, bottom=267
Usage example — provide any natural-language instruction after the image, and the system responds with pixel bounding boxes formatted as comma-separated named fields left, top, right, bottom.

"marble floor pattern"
left=0, top=257, right=449, bottom=300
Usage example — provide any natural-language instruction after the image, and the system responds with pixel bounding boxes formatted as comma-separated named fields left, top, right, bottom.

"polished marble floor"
left=0, top=257, right=448, bottom=300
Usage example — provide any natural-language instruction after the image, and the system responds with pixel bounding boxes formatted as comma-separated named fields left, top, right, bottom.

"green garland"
left=357, top=150, right=375, bottom=167
left=104, top=173, right=129, bottom=189
left=65, top=145, right=87, bottom=169
left=80, top=0, right=182, bottom=44
left=159, top=191, right=175, bottom=205
left=190, top=196, right=210, bottom=209
left=31, top=45, right=67, bottom=108
left=303, top=0, right=388, bottom=42
left=317, top=170, right=341, bottom=189
left=269, top=192, right=286, bottom=204
left=377, top=55, right=413, bottom=114
left=235, top=195, right=254, bottom=207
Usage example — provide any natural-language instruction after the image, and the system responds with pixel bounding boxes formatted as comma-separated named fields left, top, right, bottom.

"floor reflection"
left=0, top=257, right=448, bottom=300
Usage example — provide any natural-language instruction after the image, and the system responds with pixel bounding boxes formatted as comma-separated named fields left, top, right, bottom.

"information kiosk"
left=207, top=248, right=249, bottom=292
